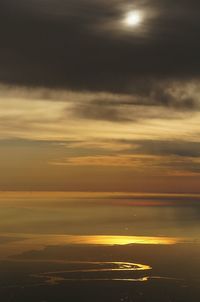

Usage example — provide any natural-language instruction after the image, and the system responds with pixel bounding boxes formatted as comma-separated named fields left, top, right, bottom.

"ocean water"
left=0, top=192, right=200, bottom=302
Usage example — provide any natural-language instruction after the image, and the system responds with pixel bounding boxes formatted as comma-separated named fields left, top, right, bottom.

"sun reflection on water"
left=63, top=235, right=180, bottom=246
left=0, top=233, right=182, bottom=258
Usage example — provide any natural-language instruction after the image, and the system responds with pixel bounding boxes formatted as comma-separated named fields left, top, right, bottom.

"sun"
left=124, top=11, right=142, bottom=27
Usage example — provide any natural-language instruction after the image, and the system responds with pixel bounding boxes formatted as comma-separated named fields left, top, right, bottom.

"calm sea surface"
left=0, top=192, right=199, bottom=301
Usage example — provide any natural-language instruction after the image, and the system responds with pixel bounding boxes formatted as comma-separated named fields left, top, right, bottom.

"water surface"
left=0, top=192, right=199, bottom=301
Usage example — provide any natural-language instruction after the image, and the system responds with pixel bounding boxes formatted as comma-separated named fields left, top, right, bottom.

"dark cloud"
left=70, top=101, right=133, bottom=122
left=142, top=140, right=200, bottom=174
left=1, top=0, right=200, bottom=99
left=120, top=139, right=200, bottom=158
left=69, top=87, right=199, bottom=122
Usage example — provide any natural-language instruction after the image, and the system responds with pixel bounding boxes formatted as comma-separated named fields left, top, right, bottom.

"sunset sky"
left=1, top=0, right=200, bottom=192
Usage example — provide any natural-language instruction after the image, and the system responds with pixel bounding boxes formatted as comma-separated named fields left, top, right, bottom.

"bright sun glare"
left=124, top=11, right=142, bottom=27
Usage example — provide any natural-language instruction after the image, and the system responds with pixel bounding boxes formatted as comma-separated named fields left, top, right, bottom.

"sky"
left=1, top=0, right=200, bottom=192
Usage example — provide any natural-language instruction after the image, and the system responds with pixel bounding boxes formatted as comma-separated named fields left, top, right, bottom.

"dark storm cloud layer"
left=1, top=0, right=200, bottom=99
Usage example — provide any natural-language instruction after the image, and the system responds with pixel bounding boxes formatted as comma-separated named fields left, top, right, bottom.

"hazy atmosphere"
left=0, top=1, right=200, bottom=302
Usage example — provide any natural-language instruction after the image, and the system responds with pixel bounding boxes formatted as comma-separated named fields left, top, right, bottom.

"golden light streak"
left=0, top=233, right=182, bottom=258
left=67, top=235, right=180, bottom=246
